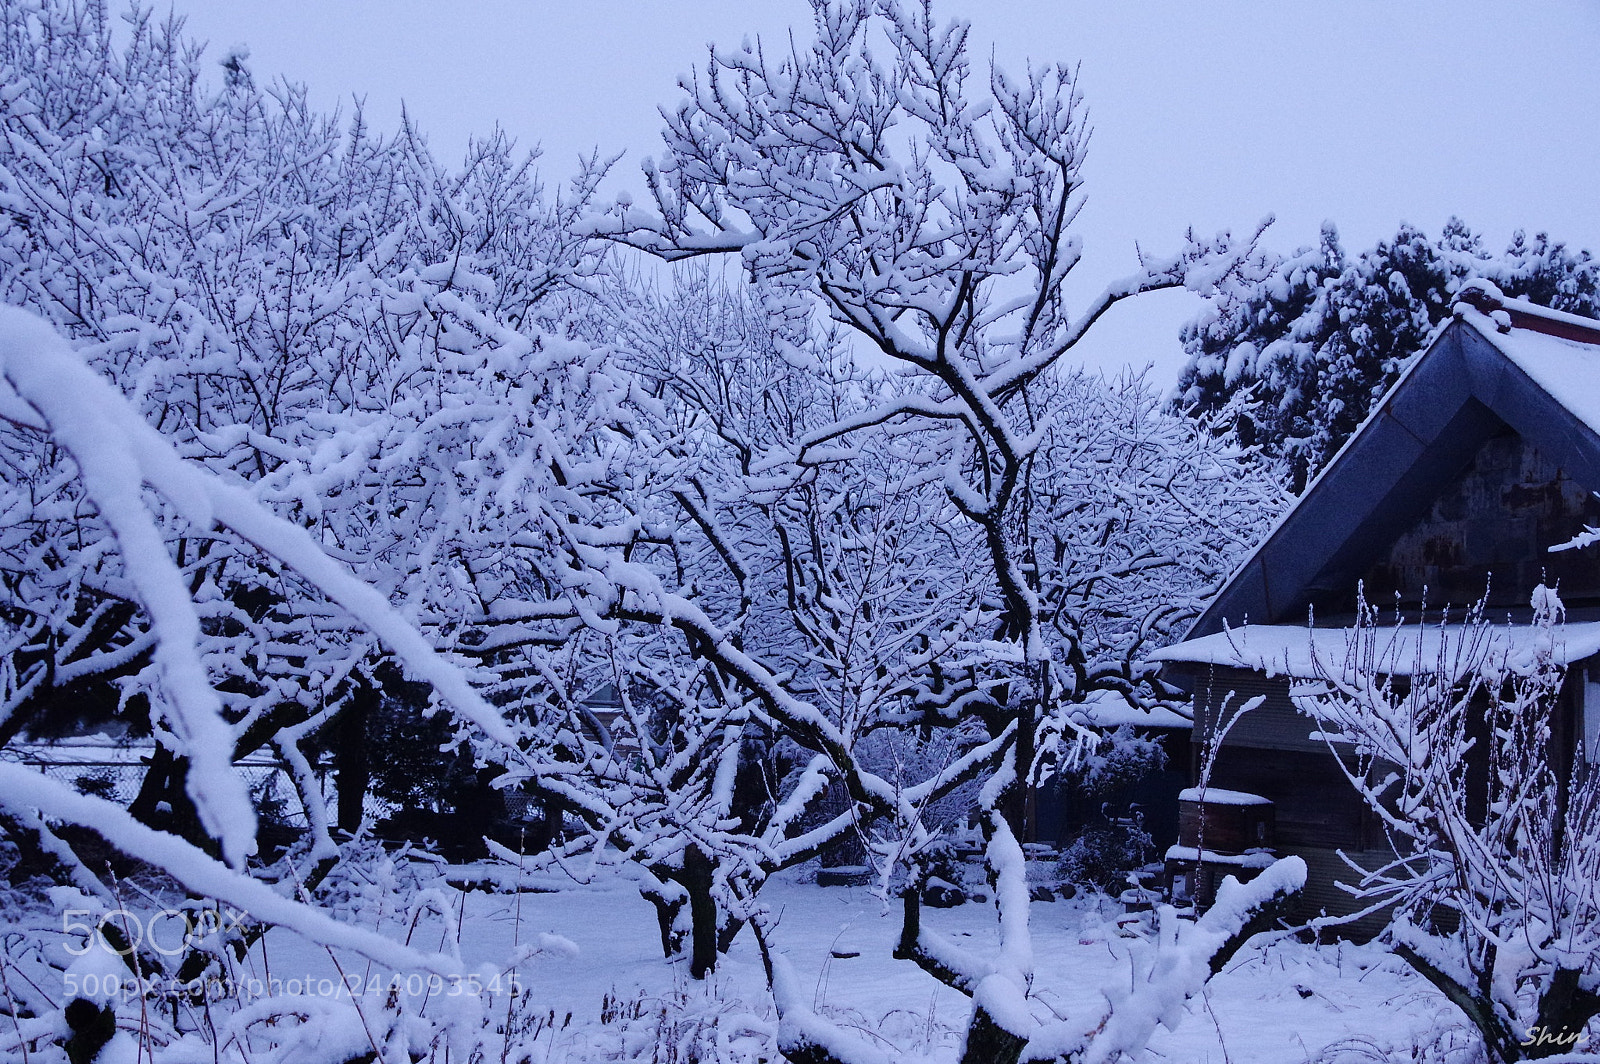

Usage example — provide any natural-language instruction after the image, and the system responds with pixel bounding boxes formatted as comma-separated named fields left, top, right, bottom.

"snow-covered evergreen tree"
left=1178, top=219, right=1600, bottom=490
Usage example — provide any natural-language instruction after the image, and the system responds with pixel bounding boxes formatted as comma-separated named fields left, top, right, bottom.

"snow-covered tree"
left=582, top=0, right=1295, bottom=1057
left=0, top=3, right=1299, bottom=1059
left=493, top=266, right=1286, bottom=997
left=1177, top=219, right=1600, bottom=490
left=1025, top=368, right=1285, bottom=712
left=0, top=0, right=614, bottom=857
left=492, top=268, right=1005, bottom=977
left=0, top=7, right=652, bottom=1054
left=0, top=300, right=566, bottom=1062
left=1293, top=587, right=1600, bottom=1062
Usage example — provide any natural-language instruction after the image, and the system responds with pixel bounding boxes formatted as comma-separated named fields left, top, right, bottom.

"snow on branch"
left=0, top=763, right=467, bottom=977
left=0, top=304, right=519, bottom=868
left=0, top=307, right=255, bottom=866
left=1039, top=856, right=1305, bottom=1064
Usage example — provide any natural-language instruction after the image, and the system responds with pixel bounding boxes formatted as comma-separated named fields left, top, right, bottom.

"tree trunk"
left=62, top=997, right=116, bottom=1064
left=1528, top=966, right=1600, bottom=1060
left=716, top=912, right=746, bottom=955
left=959, top=1004, right=1028, bottom=1064
left=336, top=680, right=375, bottom=834
left=128, top=743, right=218, bottom=855
left=128, top=742, right=173, bottom=826
left=523, top=788, right=563, bottom=853
left=641, top=884, right=686, bottom=959
left=993, top=716, right=1034, bottom=851
left=816, top=779, right=867, bottom=882
left=683, top=845, right=718, bottom=979
left=1393, top=942, right=1522, bottom=1063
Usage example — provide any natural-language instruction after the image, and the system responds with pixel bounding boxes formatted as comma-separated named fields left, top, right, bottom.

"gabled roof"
left=1175, top=282, right=1600, bottom=641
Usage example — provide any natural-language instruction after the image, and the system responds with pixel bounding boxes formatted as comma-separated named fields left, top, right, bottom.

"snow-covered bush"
left=1068, top=726, right=1167, bottom=801
left=1056, top=823, right=1154, bottom=896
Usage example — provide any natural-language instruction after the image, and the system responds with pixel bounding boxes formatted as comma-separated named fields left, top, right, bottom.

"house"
left=1149, top=281, right=1600, bottom=927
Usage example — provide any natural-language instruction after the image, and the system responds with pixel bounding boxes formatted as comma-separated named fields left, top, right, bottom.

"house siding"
left=1189, top=667, right=1374, bottom=852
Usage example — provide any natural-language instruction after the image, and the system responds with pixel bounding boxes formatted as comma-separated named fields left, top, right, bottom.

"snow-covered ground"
left=219, top=866, right=1473, bottom=1063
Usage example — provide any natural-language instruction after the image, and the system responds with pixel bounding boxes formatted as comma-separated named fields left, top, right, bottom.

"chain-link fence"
left=5, top=749, right=316, bottom=829
left=3, top=746, right=518, bottom=845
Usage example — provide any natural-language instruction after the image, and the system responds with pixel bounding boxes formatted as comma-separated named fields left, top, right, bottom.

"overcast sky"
left=166, top=1, right=1600, bottom=383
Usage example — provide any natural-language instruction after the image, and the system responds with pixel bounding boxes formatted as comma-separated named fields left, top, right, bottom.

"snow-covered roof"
left=1463, top=297, right=1600, bottom=437
left=1173, top=281, right=1600, bottom=643
left=1177, top=786, right=1271, bottom=806
left=1151, top=619, right=1600, bottom=679
left=1165, top=844, right=1277, bottom=868
left=1077, top=688, right=1192, bottom=729
left=1455, top=281, right=1600, bottom=351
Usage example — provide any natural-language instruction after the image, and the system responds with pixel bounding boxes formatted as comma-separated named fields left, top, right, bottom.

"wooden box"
left=1177, top=787, right=1274, bottom=854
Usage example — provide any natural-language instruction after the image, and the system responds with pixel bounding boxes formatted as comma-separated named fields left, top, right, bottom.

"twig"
left=0, top=954, right=32, bottom=1064
left=108, top=868, right=152, bottom=1064
left=502, top=826, right=527, bottom=1064
left=285, top=864, right=384, bottom=1063
left=1201, top=987, right=1233, bottom=1064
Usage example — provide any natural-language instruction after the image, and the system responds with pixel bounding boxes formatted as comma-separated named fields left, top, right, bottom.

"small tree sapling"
left=1294, top=587, right=1600, bottom=1062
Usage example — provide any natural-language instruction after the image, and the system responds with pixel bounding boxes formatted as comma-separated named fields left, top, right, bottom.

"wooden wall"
left=1355, top=428, right=1600, bottom=613
left=1189, top=667, right=1375, bottom=851
left=1184, top=661, right=1592, bottom=931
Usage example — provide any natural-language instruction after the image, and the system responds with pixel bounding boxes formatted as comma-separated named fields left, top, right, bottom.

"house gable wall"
left=1188, top=666, right=1371, bottom=852
left=1357, top=429, right=1600, bottom=612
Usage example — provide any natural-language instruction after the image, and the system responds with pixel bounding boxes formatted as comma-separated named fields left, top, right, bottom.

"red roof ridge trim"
left=1454, top=280, right=1600, bottom=346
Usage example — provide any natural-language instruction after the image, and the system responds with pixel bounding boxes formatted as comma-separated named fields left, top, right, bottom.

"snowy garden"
left=1, top=1, right=1599, bottom=1062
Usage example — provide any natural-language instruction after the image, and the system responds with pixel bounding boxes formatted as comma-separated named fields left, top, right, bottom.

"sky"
left=163, top=0, right=1600, bottom=385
